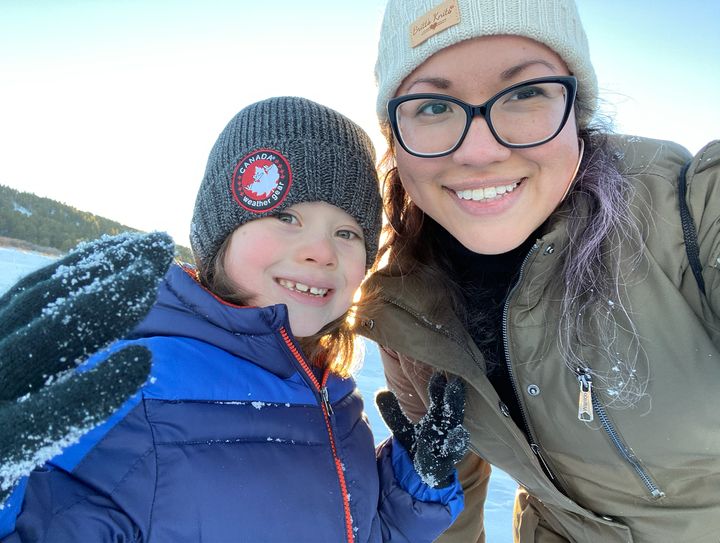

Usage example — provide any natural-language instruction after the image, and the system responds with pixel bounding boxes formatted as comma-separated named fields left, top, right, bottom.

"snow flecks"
left=1, top=424, right=94, bottom=494
left=420, top=315, right=443, bottom=331
left=211, top=400, right=290, bottom=409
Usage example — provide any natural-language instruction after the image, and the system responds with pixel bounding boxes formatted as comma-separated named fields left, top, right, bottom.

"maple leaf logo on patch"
left=247, top=163, right=280, bottom=198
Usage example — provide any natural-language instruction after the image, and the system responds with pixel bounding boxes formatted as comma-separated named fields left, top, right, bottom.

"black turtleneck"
left=427, top=219, right=538, bottom=431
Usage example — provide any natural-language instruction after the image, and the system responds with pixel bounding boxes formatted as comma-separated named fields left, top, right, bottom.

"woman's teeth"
left=455, top=182, right=518, bottom=201
left=278, top=279, right=328, bottom=297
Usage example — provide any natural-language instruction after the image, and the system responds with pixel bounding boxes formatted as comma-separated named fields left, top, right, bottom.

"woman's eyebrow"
left=500, top=60, right=559, bottom=80
left=405, top=59, right=560, bottom=93
left=406, top=77, right=451, bottom=92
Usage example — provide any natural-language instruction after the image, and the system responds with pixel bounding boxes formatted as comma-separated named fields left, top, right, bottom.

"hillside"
left=0, top=184, right=192, bottom=261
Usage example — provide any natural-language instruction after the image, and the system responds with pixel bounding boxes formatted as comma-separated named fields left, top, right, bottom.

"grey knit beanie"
left=190, top=97, right=382, bottom=269
left=375, top=0, right=598, bottom=128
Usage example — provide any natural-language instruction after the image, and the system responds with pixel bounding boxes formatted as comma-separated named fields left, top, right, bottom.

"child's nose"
left=299, top=236, right=337, bottom=267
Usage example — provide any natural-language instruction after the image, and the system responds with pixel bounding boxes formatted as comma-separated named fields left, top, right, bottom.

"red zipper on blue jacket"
left=279, top=327, right=355, bottom=543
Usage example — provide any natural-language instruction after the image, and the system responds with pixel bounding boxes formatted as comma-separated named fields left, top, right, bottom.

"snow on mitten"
left=375, top=372, right=469, bottom=488
left=0, top=231, right=174, bottom=506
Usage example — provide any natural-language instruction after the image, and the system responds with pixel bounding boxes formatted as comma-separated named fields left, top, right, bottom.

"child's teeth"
left=279, top=279, right=328, bottom=297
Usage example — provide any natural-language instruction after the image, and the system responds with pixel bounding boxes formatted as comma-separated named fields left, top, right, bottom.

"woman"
left=360, top=0, right=720, bottom=541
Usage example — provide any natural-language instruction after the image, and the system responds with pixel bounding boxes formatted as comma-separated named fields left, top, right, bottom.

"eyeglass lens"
left=394, top=81, right=571, bottom=155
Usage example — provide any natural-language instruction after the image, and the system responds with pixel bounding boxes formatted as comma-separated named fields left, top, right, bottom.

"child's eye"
left=275, top=212, right=299, bottom=225
left=336, top=229, right=362, bottom=241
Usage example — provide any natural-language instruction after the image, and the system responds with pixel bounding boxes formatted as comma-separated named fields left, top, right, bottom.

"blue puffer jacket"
left=2, top=264, right=462, bottom=543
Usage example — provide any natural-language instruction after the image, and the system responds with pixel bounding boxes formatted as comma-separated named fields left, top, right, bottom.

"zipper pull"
left=320, top=386, right=334, bottom=415
left=530, top=443, right=555, bottom=480
left=577, top=372, right=594, bottom=422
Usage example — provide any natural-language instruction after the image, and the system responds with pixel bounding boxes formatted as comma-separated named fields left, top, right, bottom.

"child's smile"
left=277, top=278, right=330, bottom=298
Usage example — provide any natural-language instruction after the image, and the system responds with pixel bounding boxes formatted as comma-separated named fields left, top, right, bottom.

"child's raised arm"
left=0, top=232, right=174, bottom=511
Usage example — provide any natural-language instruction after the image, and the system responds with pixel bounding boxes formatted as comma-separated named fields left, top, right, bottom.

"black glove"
left=376, top=372, right=469, bottom=488
left=0, top=232, right=174, bottom=505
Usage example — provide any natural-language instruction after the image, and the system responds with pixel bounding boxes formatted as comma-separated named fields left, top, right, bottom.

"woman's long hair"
left=196, top=235, right=378, bottom=378
left=377, top=111, right=648, bottom=407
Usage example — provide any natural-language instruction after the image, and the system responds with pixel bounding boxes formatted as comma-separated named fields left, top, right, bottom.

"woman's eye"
left=508, top=86, right=546, bottom=101
left=417, top=101, right=451, bottom=116
left=275, top=212, right=298, bottom=224
left=336, top=229, right=361, bottom=241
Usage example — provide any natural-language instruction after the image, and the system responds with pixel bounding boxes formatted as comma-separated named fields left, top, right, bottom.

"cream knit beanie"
left=375, top=0, right=598, bottom=128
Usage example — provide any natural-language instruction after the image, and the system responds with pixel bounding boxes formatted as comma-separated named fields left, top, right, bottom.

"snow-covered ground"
left=0, top=247, right=515, bottom=542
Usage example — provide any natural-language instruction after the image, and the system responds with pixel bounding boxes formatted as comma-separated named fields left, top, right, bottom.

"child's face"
left=223, top=202, right=367, bottom=337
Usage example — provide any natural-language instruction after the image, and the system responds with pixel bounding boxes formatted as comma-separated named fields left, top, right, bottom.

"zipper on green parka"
left=501, top=243, right=566, bottom=488
left=574, top=369, right=665, bottom=499
left=504, top=243, right=665, bottom=501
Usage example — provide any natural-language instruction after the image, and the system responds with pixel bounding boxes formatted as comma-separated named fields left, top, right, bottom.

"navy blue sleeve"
left=374, top=437, right=464, bottom=542
left=3, top=467, right=140, bottom=543
left=1, top=400, right=156, bottom=543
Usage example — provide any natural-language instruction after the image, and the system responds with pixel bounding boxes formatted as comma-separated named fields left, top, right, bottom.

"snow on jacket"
left=1, top=263, right=463, bottom=543
left=360, top=136, right=720, bottom=543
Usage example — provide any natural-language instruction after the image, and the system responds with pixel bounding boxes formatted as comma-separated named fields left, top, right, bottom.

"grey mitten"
left=376, top=372, right=469, bottom=488
left=0, top=231, right=174, bottom=505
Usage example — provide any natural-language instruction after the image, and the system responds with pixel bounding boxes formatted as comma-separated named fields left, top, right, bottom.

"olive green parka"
left=360, top=136, right=720, bottom=542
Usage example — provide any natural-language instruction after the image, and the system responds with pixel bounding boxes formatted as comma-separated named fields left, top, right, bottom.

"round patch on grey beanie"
left=190, top=96, right=383, bottom=269
left=231, top=148, right=293, bottom=212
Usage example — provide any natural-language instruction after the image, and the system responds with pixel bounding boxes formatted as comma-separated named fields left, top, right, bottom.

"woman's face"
left=393, top=35, right=580, bottom=254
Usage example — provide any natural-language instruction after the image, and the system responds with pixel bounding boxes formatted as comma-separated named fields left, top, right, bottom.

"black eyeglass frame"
left=387, top=75, right=578, bottom=158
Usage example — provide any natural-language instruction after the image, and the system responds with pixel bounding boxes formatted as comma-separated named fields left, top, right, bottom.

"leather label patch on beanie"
left=231, top=148, right=293, bottom=213
left=409, top=0, right=461, bottom=48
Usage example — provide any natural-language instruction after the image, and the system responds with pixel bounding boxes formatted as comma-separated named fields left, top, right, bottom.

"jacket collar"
left=131, top=263, right=300, bottom=378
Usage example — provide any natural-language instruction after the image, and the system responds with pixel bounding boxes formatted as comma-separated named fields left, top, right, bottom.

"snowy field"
left=0, top=246, right=515, bottom=542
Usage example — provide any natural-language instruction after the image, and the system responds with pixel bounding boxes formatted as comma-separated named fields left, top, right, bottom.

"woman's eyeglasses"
left=387, top=76, right=577, bottom=158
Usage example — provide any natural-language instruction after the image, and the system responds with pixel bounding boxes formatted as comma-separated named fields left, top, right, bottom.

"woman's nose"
left=451, top=117, right=512, bottom=166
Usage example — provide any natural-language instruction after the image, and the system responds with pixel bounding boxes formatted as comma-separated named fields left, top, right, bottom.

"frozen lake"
left=0, top=246, right=515, bottom=542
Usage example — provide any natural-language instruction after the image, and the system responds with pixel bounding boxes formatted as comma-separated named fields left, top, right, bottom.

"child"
left=1, top=96, right=464, bottom=542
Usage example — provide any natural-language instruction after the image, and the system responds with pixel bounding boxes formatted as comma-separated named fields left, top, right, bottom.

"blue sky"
left=1, top=0, right=718, bottom=246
